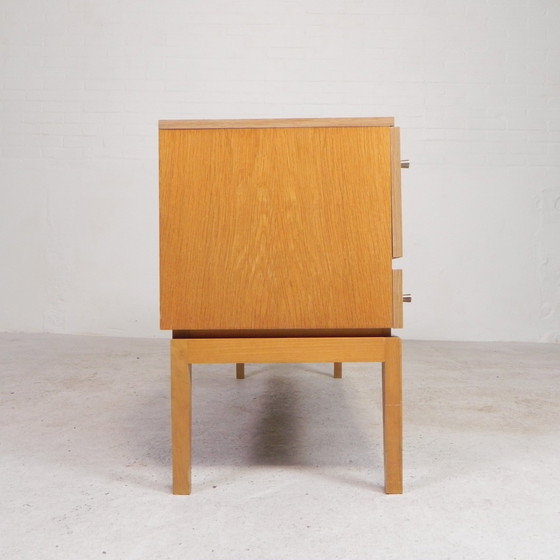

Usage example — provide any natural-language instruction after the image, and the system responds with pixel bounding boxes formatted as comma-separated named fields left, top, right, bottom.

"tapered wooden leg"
left=236, top=363, right=245, bottom=379
left=333, top=362, right=342, bottom=378
left=382, top=337, right=403, bottom=494
left=171, top=343, right=192, bottom=495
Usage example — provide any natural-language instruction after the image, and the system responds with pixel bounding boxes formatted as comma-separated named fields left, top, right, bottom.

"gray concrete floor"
left=1, top=334, right=559, bottom=559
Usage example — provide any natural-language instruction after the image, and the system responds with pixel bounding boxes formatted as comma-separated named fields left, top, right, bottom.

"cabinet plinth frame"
left=170, top=336, right=403, bottom=495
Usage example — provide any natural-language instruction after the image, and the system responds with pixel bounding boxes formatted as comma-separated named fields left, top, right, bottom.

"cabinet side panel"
left=160, top=127, right=393, bottom=330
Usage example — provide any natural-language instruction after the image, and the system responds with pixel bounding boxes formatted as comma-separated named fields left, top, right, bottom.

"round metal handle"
left=401, top=160, right=410, bottom=169
left=402, top=294, right=412, bottom=303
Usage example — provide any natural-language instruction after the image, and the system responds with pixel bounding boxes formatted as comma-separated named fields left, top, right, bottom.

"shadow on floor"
left=187, top=363, right=383, bottom=469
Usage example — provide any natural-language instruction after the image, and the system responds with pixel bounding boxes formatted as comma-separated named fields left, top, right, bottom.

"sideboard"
left=159, top=117, right=408, bottom=494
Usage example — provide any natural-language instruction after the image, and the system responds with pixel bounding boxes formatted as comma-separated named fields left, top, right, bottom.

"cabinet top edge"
left=159, top=117, right=395, bottom=130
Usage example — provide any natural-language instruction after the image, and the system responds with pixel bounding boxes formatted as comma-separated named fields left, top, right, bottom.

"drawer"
left=392, top=269, right=403, bottom=328
left=390, top=127, right=402, bottom=259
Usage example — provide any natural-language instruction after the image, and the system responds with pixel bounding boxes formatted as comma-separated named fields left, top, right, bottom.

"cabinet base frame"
left=170, top=336, right=403, bottom=495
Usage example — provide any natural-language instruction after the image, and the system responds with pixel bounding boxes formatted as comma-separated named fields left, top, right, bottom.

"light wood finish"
left=159, top=117, right=394, bottom=130
left=390, top=127, right=403, bottom=258
left=160, top=126, right=393, bottom=330
left=170, top=336, right=402, bottom=494
left=392, top=269, right=403, bottom=329
left=162, top=117, right=406, bottom=495
left=173, top=337, right=387, bottom=364
left=382, top=337, right=403, bottom=494
left=333, top=362, right=342, bottom=379
left=171, top=345, right=192, bottom=495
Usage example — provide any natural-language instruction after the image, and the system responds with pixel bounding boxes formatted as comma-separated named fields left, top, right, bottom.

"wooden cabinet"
left=159, top=117, right=406, bottom=494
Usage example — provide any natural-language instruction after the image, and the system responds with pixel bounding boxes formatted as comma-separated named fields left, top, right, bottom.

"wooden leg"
left=171, top=342, right=192, bottom=495
left=236, top=362, right=245, bottom=379
left=382, top=337, right=403, bottom=494
left=333, top=362, right=342, bottom=378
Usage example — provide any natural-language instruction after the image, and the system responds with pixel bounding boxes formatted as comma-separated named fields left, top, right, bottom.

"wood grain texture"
left=171, top=344, right=192, bottom=495
left=382, top=337, right=403, bottom=494
left=172, top=337, right=387, bottom=364
left=392, top=269, right=403, bottom=329
left=390, top=127, right=403, bottom=259
left=159, top=117, right=394, bottom=130
left=160, top=126, right=393, bottom=330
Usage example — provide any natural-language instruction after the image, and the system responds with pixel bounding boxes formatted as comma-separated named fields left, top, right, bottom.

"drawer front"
left=392, top=269, right=403, bottom=328
left=390, top=127, right=402, bottom=259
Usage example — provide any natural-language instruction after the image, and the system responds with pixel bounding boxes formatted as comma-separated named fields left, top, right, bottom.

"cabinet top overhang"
left=159, top=117, right=395, bottom=130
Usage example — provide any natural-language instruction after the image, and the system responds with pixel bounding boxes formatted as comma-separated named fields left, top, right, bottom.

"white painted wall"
left=1, top=0, right=559, bottom=341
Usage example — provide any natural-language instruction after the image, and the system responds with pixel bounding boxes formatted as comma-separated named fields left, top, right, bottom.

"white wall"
left=1, top=0, right=559, bottom=342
